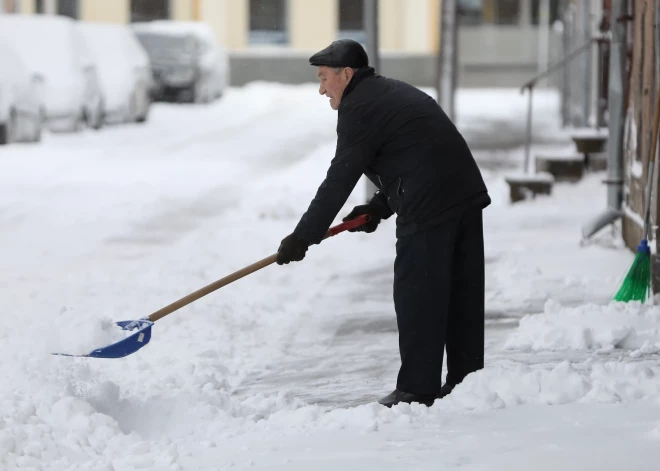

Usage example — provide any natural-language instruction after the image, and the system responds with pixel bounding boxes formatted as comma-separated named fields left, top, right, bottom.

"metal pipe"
left=581, top=0, right=628, bottom=240
left=438, top=0, right=458, bottom=121
left=582, top=0, right=592, bottom=126
left=605, top=0, right=627, bottom=211
left=364, top=0, right=379, bottom=201
left=364, top=0, right=380, bottom=73
left=561, top=0, right=571, bottom=126
left=523, top=86, right=534, bottom=174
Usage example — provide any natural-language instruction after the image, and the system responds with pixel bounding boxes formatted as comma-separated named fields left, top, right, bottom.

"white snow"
left=78, top=22, right=142, bottom=114
left=1, top=81, right=658, bottom=470
left=632, top=159, right=644, bottom=178
left=505, top=300, right=660, bottom=352
left=49, top=308, right=130, bottom=356
left=0, top=14, right=87, bottom=117
left=570, top=126, right=609, bottom=138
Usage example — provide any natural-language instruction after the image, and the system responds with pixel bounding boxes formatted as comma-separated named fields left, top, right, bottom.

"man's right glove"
left=342, top=203, right=383, bottom=233
left=277, top=233, right=310, bottom=265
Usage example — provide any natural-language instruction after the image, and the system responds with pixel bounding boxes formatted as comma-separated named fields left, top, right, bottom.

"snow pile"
left=444, top=361, right=660, bottom=412
left=47, top=308, right=130, bottom=356
left=0, top=392, right=176, bottom=471
left=232, top=361, right=660, bottom=432
left=504, top=300, right=660, bottom=353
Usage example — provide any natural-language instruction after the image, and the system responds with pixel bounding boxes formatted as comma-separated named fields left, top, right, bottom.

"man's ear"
left=344, top=67, right=355, bottom=81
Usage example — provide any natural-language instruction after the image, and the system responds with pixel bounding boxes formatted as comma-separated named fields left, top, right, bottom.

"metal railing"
left=520, top=37, right=599, bottom=173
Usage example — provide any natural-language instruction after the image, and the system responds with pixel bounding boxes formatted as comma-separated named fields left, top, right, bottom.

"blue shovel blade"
left=52, top=319, right=154, bottom=359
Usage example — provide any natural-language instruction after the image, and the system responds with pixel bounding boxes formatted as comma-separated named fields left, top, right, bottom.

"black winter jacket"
left=293, top=67, right=490, bottom=243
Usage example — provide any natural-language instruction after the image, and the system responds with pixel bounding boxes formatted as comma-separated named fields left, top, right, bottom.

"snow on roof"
left=131, top=20, right=217, bottom=43
left=78, top=21, right=149, bottom=67
left=0, top=14, right=87, bottom=78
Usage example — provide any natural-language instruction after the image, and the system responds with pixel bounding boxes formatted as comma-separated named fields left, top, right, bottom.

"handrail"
left=520, top=37, right=598, bottom=92
left=520, top=35, right=606, bottom=174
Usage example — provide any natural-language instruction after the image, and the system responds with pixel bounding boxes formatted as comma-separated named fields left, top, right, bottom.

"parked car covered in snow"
left=79, top=21, right=154, bottom=124
left=0, top=14, right=104, bottom=132
left=0, top=35, right=43, bottom=144
left=131, top=21, right=229, bottom=104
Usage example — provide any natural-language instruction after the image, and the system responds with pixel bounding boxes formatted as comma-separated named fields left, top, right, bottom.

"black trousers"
left=393, top=208, right=485, bottom=395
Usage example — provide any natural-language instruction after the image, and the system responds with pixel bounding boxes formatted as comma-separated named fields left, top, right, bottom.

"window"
left=493, top=0, right=519, bottom=25
left=131, top=0, right=170, bottom=23
left=57, top=0, right=78, bottom=19
left=531, top=0, right=561, bottom=25
left=458, top=0, right=484, bottom=26
left=249, top=0, right=287, bottom=45
left=459, top=0, right=521, bottom=26
left=337, top=0, right=364, bottom=42
left=339, top=0, right=363, bottom=31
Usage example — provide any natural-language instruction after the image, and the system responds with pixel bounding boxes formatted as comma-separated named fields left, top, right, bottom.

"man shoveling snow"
left=276, top=39, right=491, bottom=407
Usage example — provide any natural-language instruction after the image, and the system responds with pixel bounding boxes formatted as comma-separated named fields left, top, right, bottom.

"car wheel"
left=5, top=110, right=19, bottom=143
left=32, top=115, right=42, bottom=142
left=180, top=87, right=195, bottom=104
left=91, top=105, right=104, bottom=130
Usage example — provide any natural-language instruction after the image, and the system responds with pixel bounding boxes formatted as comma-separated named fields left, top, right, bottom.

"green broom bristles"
left=614, top=240, right=651, bottom=302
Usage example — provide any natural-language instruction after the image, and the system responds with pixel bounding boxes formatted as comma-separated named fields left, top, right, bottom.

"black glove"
left=277, top=233, right=310, bottom=265
left=342, top=203, right=383, bottom=233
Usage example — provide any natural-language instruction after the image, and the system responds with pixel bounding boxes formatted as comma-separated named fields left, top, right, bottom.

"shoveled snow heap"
left=504, top=300, right=660, bottom=354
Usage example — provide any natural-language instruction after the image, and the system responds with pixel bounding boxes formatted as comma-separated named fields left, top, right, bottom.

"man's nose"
left=319, top=84, right=326, bottom=95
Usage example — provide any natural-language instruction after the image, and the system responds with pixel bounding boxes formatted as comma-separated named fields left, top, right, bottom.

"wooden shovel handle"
left=148, top=214, right=370, bottom=323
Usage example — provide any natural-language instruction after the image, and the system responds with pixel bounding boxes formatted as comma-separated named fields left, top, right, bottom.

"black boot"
left=438, top=382, right=457, bottom=399
left=378, top=389, right=438, bottom=408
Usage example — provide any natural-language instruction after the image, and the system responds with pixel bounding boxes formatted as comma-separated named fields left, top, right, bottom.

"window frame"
left=249, top=0, right=288, bottom=46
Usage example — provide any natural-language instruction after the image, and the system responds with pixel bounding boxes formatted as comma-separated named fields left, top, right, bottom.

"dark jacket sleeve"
left=293, top=103, right=382, bottom=244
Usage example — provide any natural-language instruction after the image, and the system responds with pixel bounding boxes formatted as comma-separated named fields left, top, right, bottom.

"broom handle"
left=147, top=215, right=370, bottom=322
left=643, top=81, right=660, bottom=239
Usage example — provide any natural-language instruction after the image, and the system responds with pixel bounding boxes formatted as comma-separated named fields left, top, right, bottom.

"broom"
left=613, top=81, right=660, bottom=302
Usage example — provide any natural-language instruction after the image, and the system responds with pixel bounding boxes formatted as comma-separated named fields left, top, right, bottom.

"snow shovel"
left=52, top=215, right=370, bottom=359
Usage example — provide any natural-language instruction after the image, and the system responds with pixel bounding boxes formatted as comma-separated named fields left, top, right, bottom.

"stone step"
left=504, top=173, right=554, bottom=203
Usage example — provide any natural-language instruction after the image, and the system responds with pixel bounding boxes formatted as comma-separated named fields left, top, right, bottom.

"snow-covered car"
left=79, top=21, right=154, bottom=124
left=0, top=14, right=104, bottom=132
left=0, top=35, right=43, bottom=144
left=131, top=21, right=229, bottom=104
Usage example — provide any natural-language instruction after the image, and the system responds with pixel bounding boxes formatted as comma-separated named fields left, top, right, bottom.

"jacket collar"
left=341, top=66, right=375, bottom=101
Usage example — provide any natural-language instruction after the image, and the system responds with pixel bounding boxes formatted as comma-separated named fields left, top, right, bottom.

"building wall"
left=171, top=0, right=193, bottom=21
left=20, top=0, right=34, bottom=13
left=622, top=0, right=659, bottom=293
left=401, top=0, right=431, bottom=52
left=80, top=0, right=128, bottom=23
left=379, top=0, right=403, bottom=50
left=289, top=0, right=336, bottom=49
left=200, top=0, right=229, bottom=48
left=224, top=0, right=247, bottom=49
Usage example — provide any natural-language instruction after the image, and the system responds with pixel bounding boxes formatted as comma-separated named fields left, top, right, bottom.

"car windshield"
left=135, top=32, right=197, bottom=62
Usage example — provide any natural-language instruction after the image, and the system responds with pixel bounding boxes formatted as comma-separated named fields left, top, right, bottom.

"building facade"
left=2, top=0, right=564, bottom=88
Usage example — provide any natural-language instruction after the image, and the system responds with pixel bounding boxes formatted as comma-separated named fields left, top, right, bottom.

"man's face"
left=317, top=66, right=353, bottom=110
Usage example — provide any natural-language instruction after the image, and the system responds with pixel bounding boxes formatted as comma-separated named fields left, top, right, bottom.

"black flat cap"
left=309, top=39, right=369, bottom=68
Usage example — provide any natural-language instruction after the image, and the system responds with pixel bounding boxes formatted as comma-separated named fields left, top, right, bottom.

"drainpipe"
left=581, top=0, right=627, bottom=240
left=438, top=0, right=458, bottom=122
left=364, top=0, right=379, bottom=201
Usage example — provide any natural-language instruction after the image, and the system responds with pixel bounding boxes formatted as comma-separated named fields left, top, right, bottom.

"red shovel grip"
left=325, top=214, right=371, bottom=237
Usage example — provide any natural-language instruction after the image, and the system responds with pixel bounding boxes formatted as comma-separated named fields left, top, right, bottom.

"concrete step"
left=504, top=172, right=554, bottom=203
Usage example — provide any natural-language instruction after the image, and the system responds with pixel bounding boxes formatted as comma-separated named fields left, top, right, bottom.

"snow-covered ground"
left=2, top=83, right=659, bottom=470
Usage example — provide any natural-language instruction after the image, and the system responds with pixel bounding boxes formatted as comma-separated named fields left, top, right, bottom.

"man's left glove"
left=277, top=233, right=310, bottom=265
left=342, top=203, right=383, bottom=233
